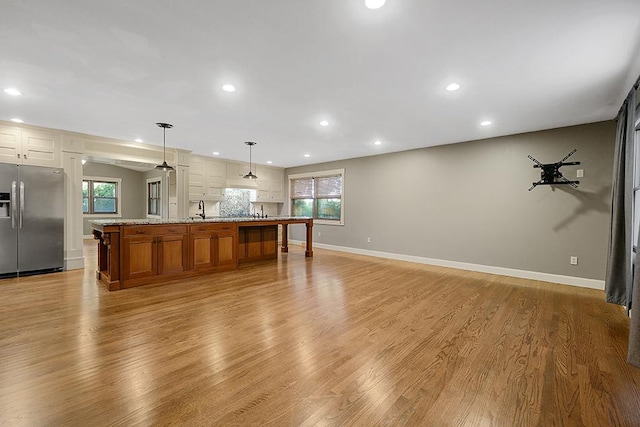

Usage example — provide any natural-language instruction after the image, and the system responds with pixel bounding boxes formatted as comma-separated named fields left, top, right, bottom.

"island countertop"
left=89, top=216, right=312, bottom=226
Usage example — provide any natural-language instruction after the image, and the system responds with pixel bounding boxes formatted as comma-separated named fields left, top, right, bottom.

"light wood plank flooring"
left=1, top=241, right=639, bottom=426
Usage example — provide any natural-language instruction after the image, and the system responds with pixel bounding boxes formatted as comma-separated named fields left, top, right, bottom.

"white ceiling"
left=1, top=0, right=639, bottom=168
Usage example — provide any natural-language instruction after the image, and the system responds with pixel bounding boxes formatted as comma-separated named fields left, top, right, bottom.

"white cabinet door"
left=21, top=129, right=61, bottom=167
left=269, top=170, right=284, bottom=202
left=227, top=161, right=249, bottom=180
left=190, top=157, right=226, bottom=201
left=0, top=125, right=21, bottom=164
left=204, top=160, right=225, bottom=199
left=189, top=158, right=206, bottom=200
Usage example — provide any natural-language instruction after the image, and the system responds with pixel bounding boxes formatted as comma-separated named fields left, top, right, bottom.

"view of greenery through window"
left=83, top=180, right=118, bottom=214
left=317, top=198, right=341, bottom=219
left=290, top=172, right=343, bottom=222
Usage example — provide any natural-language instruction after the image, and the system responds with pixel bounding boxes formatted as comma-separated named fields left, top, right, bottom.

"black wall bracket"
left=528, top=149, right=580, bottom=191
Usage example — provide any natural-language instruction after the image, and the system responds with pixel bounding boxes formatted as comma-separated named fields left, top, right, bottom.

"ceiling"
left=1, top=1, right=639, bottom=168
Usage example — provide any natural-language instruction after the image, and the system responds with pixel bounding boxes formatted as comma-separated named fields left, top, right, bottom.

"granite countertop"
left=90, top=216, right=312, bottom=226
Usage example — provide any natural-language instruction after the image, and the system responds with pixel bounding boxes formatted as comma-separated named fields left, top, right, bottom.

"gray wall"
left=82, top=162, right=145, bottom=235
left=286, top=121, right=616, bottom=280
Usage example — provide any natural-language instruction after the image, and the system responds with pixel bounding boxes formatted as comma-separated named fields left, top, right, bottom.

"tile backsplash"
left=219, top=189, right=252, bottom=217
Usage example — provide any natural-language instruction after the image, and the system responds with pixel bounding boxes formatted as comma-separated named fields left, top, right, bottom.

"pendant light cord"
left=163, top=127, right=167, bottom=163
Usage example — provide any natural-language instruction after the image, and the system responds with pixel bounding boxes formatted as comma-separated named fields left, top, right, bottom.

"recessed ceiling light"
left=10, top=118, right=24, bottom=123
left=267, top=161, right=273, bottom=164
left=480, top=120, right=492, bottom=126
left=365, top=0, right=386, bottom=9
left=304, top=154, right=311, bottom=158
left=212, top=152, right=220, bottom=156
left=446, top=83, right=460, bottom=91
left=319, top=120, right=329, bottom=127
left=374, top=140, right=382, bottom=145
left=134, top=138, right=143, bottom=143
left=4, top=88, right=21, bottom=96
left=222, top=84, right=236, bottom=92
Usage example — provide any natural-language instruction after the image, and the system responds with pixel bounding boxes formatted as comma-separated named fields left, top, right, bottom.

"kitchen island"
left=91, top=217, right=313, bottom=291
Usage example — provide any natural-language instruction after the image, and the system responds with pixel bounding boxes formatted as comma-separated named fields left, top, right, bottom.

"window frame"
left=289, top=168, right=345, bottom=226
left=146, top=177, right=162, bottom=219
left=82, top=176, right=122, bottom=217
left=633, top=118, right=640, bottom=255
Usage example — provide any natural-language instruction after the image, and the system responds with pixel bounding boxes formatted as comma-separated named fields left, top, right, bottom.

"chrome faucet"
left=197, top=200, right=206, bottom=219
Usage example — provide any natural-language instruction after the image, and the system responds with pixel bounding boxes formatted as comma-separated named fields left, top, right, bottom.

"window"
left=289, top=169, right=344, bottom=225
left=82, top=177, right=121, bottom=216
left=147, top=178, right=162, bottom=217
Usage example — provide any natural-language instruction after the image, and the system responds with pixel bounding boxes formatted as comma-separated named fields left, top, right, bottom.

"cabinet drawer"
left=124, top=225, right=187, bottom=236
left=189, top=223, right=237, bottom=233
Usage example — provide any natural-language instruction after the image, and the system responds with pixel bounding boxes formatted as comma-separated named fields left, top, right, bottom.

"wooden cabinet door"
left=157, top=233, right=189, bottom=275
left=123, top=235, right=157, bottom=281
left=190, top=232, right=214, bottom=271
left=215, top=231, right=237, bottom=268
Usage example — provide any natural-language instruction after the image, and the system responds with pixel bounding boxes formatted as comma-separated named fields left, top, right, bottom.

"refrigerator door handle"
left=11, top=181, right=17, bottom=229
left=19, top=181, right=24, bottom=229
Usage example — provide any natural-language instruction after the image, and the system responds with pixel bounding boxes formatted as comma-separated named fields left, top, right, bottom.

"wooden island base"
left=92, top=218, right=313, bottom=291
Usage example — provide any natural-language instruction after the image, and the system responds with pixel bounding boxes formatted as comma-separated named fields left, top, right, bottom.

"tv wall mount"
left=527, top=149, right=580, bottom=191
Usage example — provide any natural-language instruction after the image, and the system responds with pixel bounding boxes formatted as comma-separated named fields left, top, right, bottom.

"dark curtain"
left=605, top=85, right=639, bottom=367
left=605, top=91, right=635, bottom=306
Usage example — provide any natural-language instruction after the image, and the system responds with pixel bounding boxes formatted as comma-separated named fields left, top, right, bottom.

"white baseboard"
left=291, top=240, right=604, bottom=290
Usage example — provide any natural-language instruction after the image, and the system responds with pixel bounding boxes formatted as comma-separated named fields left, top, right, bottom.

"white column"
left=176, top=165, right=190, bottom=219
left=62, top=136, right=85, bottom=270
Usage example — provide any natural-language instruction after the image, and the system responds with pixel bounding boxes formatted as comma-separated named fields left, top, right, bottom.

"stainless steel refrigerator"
left=0, top=164, right=64, bottom=277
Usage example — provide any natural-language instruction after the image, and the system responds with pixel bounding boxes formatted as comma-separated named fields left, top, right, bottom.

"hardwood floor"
left=1, top=241, right=639, bottom=426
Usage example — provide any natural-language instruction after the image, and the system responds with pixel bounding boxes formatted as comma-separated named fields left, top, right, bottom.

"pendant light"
left=243, top=141, right=258, bottom=179
left=155, top=122, right=174, bottom=171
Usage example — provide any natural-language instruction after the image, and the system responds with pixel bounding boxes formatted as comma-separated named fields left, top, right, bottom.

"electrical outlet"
left=570, top=256, right=578, bottom=265
left=367, top=237, right=371, bottom=243
left=577, top=169, right=584, bottom=178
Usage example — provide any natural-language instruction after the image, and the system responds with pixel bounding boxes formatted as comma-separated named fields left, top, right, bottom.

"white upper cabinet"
left=255, top=165, right=284, bottom=203
left=189, top=156, right=284, bottom=203
left=189, top=156, right=226, bottom=201
left=204, top=159, right=225, bottom=199
left=0, top=125, right=61, bottom=167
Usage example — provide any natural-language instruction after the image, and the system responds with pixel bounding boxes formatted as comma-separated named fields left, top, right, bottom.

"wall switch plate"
left=367, top=237, right=371, bottom=243
left=570, top=256, right=578, bottom=265
left=577, top=169, right=584, bottom=178
left=318, top=231, right=321, bottom=237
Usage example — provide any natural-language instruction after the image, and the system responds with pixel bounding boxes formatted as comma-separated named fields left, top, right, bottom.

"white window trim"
left=82, top=176, right=122, bottom=218
left=146, top=177, right=162, bottom=219
left=289, top=168, right=345, bottom=226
